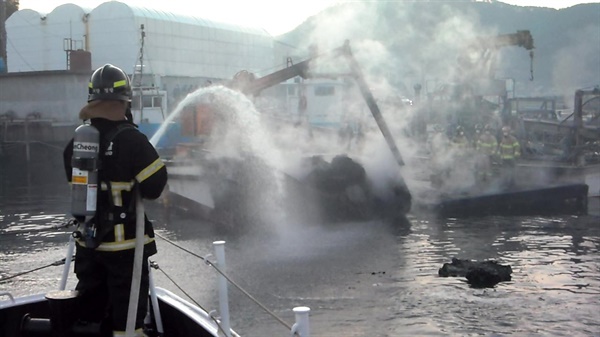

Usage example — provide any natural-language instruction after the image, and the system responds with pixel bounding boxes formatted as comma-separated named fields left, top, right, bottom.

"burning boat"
left=144, top=41, right=412, bottom=227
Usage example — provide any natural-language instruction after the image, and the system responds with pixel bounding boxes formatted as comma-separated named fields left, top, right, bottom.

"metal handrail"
left=0, top=291, right=16, bottom=303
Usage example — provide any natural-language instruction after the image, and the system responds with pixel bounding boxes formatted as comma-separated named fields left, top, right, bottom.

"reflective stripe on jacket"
left=476, top=134, right=498, bottom=156
left=499, top=136, right=521, bottom=160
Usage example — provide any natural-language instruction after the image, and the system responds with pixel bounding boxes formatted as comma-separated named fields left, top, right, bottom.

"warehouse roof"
left=6, top=1, right=274, bottom=76
left=116, top=2, right=270, bottom=36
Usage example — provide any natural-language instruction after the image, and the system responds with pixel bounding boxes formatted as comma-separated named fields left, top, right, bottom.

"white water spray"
left=151, top=86, right=283, bottom=166
left=149, top=85, right=288, bottom=227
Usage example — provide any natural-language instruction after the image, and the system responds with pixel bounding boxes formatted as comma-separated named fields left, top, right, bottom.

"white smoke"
left=281, top=2, right=508, bottom=203
left=156, top=2, right=596, bottom=229
left=552, top=24, right=600, bottom=98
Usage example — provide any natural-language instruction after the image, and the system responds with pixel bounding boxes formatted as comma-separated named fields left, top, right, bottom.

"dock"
left=0, top=117, right=75, bottom=161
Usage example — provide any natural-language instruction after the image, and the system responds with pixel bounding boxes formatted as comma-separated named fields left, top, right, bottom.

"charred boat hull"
left=433, top=183, right=588, bottom=218
left=163, top=154, right=411, bottom=226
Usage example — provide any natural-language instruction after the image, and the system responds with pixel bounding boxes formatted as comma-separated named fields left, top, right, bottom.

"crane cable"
left=530, top=50, right=534, bottom=81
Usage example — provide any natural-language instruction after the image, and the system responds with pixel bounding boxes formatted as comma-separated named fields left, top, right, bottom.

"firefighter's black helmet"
left=88, top=64, right=132, bottom=102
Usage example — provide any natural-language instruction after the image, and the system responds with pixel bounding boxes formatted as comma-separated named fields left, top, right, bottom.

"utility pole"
left=0, top=0, right=7, bottom=69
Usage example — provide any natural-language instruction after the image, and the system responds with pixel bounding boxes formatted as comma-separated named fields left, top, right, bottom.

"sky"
left=17, top=0, right=600, bottom=36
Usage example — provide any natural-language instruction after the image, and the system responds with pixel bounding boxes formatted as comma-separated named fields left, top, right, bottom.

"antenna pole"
left=133, top=24, right=146, bottom=121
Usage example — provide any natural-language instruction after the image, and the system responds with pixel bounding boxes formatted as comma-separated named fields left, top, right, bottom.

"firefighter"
left=475, top=124, right=498, bottom=183
left=63, top=64, right=167, bottom=337
left=450, top=125, right=476, bottom=187
left=452, top=125, right=470, bottom=149
left=472, top=123, right=483, bottom=148
left=498, top=125, right=521, bottom=188
left=429, top=124, right=451, bottom=188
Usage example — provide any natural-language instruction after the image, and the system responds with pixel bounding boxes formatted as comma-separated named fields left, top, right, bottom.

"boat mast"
left=132, top=24, right=145, bottom=122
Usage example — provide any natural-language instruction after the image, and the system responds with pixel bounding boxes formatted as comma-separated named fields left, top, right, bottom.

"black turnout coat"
left=63, top=114, right=167, bottom=254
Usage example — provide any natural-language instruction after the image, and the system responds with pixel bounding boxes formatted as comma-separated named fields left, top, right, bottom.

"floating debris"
left=439, top=257, right=512, bottom=288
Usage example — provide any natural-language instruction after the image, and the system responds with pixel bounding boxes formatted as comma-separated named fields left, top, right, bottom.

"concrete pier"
left=0, top=118, right=75, bottom=161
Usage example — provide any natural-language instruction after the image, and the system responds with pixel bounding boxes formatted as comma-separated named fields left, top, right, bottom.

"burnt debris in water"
left=439, top=257, right=512, bottom=288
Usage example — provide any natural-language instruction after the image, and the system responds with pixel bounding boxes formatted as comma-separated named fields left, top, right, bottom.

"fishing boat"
left=513, top=87, right=600, bottom=198
left=407, top=28, right=598, bottom=217
left=138, top=41, right=412, bottom=226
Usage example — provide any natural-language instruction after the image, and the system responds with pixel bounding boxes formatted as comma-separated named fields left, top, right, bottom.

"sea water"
left=1, top=144, right=599, bottom=337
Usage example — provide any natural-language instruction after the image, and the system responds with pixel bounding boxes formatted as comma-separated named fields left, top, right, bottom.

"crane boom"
left=477, top=30, right=534, bottom=50
left=459, top=29, right=535, bottom=80
left=230, top=40, right=406, bottom=167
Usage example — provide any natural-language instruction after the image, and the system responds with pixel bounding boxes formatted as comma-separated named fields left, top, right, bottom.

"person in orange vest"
left=452, top=125, right=470, bottom=150
left=475, top=124, right=498, bottom=183
left=446, top=124, right=478, bottom=190
left=472, top=123, right=483, bottom=148
left=498, top=125, right=521, bottom=188
left=429, top=124, right=451, bottom=188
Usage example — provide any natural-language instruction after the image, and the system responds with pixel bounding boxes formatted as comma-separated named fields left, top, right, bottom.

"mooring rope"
left=154, top=232, right=294, bottom=331
left=0, top=256, right=74, bottom=283
left=31, top=141, right=65, bottom=151
left=0, top=219, right=78, bottom=282
left=0, top=220, right=296, bottom=334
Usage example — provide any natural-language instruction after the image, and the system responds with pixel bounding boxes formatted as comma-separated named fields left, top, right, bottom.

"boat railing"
left=1, top=220, right=312, bottom=336
left=0, top=291, right=15, bottom=304
left=153, top=233, right=311, bottom=336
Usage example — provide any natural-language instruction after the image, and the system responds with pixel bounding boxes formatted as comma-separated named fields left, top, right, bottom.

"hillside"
left=276, top=1, right=600, bottom=99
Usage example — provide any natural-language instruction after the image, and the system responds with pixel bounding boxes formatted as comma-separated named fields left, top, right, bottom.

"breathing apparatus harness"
left=71, top=122, right=138, bottom=249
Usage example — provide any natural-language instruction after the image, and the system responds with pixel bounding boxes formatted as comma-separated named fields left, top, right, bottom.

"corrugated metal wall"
left=0, top=71, right=89, bottom=122
left=6, top=1, right=275, bottom=79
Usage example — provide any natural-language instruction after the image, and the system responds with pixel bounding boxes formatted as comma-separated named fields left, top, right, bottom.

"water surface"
left=1, top=149, right=599, bottom=336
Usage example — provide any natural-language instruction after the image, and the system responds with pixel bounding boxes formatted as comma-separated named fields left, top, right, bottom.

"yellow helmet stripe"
left=88, top=82, right=93, bottom=88
left=114, top=80, right=127, bottom=88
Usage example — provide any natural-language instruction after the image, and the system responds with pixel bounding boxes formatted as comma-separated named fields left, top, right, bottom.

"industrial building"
left=0, top=1, right=284, bottom=123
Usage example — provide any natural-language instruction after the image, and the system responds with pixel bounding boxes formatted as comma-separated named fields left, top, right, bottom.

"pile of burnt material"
left=301, top=154, right=412, bottom=221
left=439, top=258, right=512, bottom=288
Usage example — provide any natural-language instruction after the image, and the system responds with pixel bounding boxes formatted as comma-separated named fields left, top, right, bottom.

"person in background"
left=63, top=64, right=168, bottom=337
left=498, top=125, right=521, bottom=188
left=475, top=124, right=498, bottom=184
left=452, top=125, right=470, bottom=150
left=472, top=123, right=483, bottom=148
left=429, top=124, right=451, bottom=188
left=451, top=125, right=476, bottom=187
